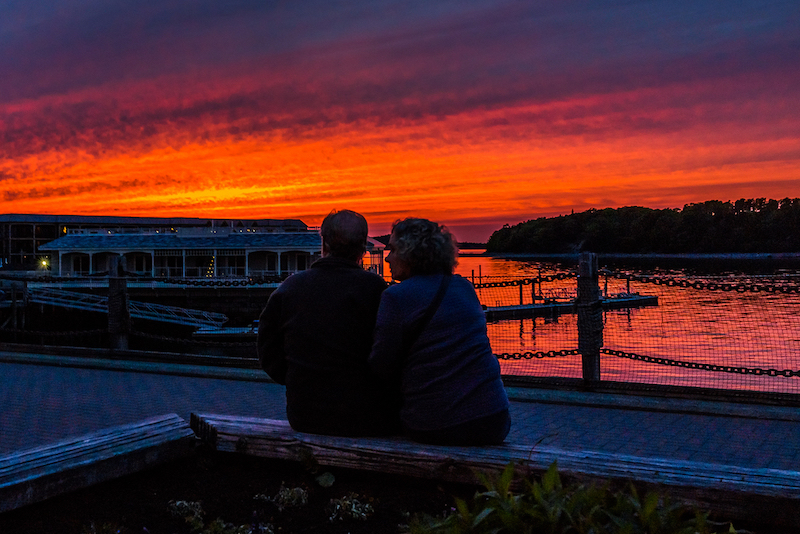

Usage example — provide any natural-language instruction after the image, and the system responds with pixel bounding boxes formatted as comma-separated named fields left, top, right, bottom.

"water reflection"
left=451, top=254, right=800, bottom=394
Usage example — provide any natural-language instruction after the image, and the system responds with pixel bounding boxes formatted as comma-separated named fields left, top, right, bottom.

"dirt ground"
left=0, top=446, right=476, bottom=534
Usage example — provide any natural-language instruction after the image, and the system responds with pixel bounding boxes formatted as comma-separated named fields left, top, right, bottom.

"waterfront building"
left=1, top=214, right=384, bottom=278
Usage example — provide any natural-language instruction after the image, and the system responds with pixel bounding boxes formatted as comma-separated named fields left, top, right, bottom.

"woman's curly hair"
left=390, top=218, right=458, bottom=276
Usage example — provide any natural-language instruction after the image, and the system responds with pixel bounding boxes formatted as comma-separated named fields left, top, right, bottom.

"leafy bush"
left=327, top=492, right=376, bottom=522
left=410, top=462, right=748, bottom=534
left=168, top=499, right=274, bottom=534
left=254, top=483, right=309, bottom=511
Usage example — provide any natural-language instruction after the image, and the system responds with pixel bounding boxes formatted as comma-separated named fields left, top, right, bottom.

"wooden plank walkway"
left=0, top=413, right=196, bottom=513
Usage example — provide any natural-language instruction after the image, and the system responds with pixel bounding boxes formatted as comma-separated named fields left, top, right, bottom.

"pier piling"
left=108, top=256, right=131, bottom=350
left=577, top=252, right=603, bottom=384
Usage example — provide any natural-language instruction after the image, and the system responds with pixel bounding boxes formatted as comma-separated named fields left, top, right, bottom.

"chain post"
left=577, top=252, right=603, bottom=385
left=108, top=256, right=131, bottom=350
left=11, top=286, right=17, bottom=342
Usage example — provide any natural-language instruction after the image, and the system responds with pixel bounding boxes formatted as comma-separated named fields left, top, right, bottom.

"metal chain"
left=492, top=345, right=800, bottom=379
left=0, top=326, right=106, bottom=337
left=0, top=326, right=252, bottom=348
left=0, top=274, right=108, bottom=284
left=606, top=272, right=800, bottom=294
left=156, top=276, right=285, bottom=287
left=130, top=330, right=256, bottom=348
left=494, top=349, right=580, bottom=360
left=474, top=272, right=576, bottom=289
left=0, top=273, right=284, bottom=286
left=11, top=270, right=797, bottom=292
left=602, top=348, right=800, bottom=378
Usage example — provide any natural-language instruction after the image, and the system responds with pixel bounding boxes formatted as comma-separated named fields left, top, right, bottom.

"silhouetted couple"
left=258, top=210, right=510, bottom=446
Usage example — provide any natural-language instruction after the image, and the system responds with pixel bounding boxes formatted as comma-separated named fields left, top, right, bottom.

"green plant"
left=327, top=492, right=376, bottom=522
left=168, top=499, right=274, bottom=534
left=410, top=462, right=748, bottom=534
left=169, top=500, right=206, bottom=532
left=80, top=522, right=131, bottom=534
left=254, top=483, right=309, bottom=512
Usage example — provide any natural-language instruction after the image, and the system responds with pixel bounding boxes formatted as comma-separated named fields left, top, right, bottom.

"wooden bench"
left=0, top=413, right=196, bottom=513
left=190, top=413, right=800, bottom=528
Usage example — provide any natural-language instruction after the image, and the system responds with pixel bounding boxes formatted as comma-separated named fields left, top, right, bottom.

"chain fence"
left=3, top=268, right=800, bottom=397
left=482, top=270, right=800, bottom=396
left=0, top=326, right=108, bottom=347
left=0, top=272, right=285, bottom=287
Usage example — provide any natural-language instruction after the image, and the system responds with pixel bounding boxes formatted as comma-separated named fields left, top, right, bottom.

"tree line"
left=486, top=198, right=800, bottom=254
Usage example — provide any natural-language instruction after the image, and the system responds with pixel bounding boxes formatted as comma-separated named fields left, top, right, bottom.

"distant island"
left=373, top=234, right=485, bottom=250
left=486, top=198, right=800, bottom=254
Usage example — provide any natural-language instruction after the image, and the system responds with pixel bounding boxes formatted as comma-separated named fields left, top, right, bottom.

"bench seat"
left=0, top=413, right=196, bottom=513
left=190, top=412, right=800, bottom=497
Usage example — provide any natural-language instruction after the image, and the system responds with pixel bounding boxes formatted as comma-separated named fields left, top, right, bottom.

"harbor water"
left=450, top=252, right=800, bottom=395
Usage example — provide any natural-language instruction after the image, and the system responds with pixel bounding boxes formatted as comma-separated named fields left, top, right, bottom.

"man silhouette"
left=257, top=209, right=398, bottom=436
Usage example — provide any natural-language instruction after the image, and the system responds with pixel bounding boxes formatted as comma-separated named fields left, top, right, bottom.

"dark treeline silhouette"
left=374, top=234, right=485, bottom=249
left=486, top=198, right=800, bottom=254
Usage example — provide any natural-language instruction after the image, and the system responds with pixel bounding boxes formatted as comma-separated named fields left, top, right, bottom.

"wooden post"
left=577, top=252, right=603, bottom=384
left=20, top=284, right=26, bottom=331
left=537, top=267, right=542, bottom=300
left=108, top=256, right=131, bottom=350
left=11, top=287, right=17, bottom=342
left=8, top=281, right=27, bottom=337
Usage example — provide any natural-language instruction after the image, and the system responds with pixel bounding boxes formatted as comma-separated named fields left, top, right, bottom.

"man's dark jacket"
left=257, top=256, right=398, bottom=436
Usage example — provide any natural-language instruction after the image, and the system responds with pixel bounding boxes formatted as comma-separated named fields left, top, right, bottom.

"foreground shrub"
left=411, top=462, right=747, bottom=534
left=327, top=492, right=376, bottom=522
left=168, top=499, right=274, bottom=534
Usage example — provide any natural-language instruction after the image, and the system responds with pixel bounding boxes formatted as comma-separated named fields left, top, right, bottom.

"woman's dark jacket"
left=369, top=273, right=509, bottom=432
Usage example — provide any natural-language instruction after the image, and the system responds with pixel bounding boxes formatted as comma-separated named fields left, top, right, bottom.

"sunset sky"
left=1, top=1, right=798, bottom=241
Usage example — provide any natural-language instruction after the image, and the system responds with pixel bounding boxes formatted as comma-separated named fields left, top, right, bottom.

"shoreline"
left=476, top=252, right=800, bottom=261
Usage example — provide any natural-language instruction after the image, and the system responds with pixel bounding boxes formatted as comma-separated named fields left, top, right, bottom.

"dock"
left=483, top=293, right=658, bottom=322
left=191, top=293, right=659, bottom=339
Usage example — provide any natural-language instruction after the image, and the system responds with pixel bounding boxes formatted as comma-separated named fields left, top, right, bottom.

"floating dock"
left=192, top=293, right=659, bottom=339
left=484, top=293, right=658, bottom=322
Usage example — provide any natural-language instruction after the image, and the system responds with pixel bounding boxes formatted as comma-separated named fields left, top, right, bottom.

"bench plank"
left=190, top=413, right=800, bottom=499
left=0, top=413, right=196, bottom=513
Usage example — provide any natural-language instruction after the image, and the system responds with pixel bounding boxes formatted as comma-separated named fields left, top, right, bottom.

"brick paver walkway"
left=3, top=352, right=800, bottom=473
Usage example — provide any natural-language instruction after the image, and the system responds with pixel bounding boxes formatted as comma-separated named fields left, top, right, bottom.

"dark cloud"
left=3, top=180, right=110, bottom=201
left=0, top=0, right=289, bottom=100
left=3, top=0, right=797, bottom=103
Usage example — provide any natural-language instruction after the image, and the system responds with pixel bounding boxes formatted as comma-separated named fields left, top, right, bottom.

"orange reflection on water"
left=452, top=256, right=800, bottom=394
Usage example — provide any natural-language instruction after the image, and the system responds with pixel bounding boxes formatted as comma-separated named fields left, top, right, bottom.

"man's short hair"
left=320, top=210, right=369, bottom=261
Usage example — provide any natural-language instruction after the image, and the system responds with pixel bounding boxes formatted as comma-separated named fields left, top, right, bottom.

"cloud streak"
left=1, top=0, right=799, bottom=240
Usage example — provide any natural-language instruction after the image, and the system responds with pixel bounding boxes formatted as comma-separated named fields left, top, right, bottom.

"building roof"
left=0, top=213, right=308, bottom=229
left=40, top=232, right=322, bottom=251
